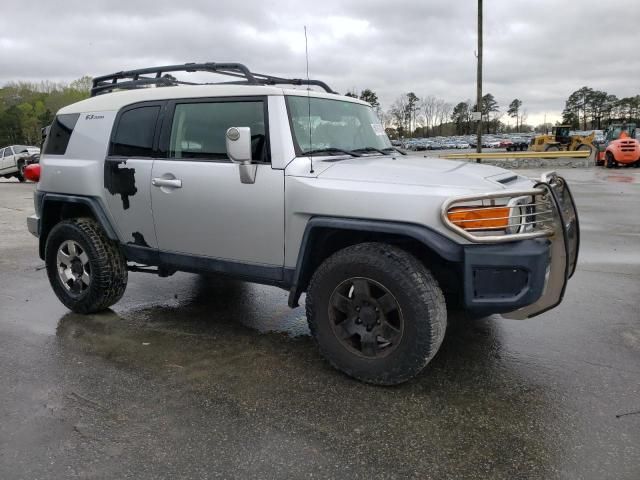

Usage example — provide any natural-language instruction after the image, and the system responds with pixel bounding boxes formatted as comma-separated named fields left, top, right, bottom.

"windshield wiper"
left=304, top=147, right=361, bottom=157
left=382, top=147, right=407, bottom=155
left=352, top=147, right=388, bottom=155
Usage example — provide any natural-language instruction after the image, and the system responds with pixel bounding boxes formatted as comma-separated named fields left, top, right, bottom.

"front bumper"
left=445, top=171, right=579, bottom=319
left=27, top=214, right=39, bottom=237
left=462, top=239, right=550, bottom=315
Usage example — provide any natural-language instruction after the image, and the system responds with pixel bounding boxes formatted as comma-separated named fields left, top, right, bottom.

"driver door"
left=150, top=97, right=285, bottom=276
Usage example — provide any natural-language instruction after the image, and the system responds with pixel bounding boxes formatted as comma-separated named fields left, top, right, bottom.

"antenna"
left=304, top=26, right=314, bottom=174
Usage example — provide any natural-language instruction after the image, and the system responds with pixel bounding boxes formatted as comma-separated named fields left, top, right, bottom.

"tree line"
left=347, top=86, right=640, bottom=139
left=562, top=86, right=640, bottom=130
left=347, top=89, right=528, bottom=139
left=0, top=77, right=92, bottom=146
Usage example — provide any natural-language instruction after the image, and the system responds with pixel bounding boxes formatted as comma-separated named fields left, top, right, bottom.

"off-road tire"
left=306, top=242, right=447, bottom=385
left=45, top=218, right=128, bottom=313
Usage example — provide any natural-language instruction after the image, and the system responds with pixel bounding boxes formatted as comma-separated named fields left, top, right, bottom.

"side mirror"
left=226, top=127, right=256, bottom=184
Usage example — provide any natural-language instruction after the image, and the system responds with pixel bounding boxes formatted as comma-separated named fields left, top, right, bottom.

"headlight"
left=442, top=191, right=555, bottom=242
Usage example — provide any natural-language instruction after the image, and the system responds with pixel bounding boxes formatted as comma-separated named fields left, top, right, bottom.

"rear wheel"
left=306, top=243, right=447, bottom=385
left=45, top=218, right=128, bottom=313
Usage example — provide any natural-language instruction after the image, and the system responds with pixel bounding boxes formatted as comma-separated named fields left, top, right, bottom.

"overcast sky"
left=2, top=0, right=639, bottom=125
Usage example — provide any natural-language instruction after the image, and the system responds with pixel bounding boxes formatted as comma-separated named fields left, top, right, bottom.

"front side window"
left=286, top=96, right=391, bottom=155
left=169, top=101, right=267, bottom=162
left=110, top=106, right=160, bottom=157
left=44, top=113, right=80, bottom=155
left=4, top=146, right=13, bottom=157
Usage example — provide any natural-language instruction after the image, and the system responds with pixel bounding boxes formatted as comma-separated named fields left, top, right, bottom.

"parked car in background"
left=0, top=145, right=40, bottom=182
left=505, top=138, right=529, bottom=151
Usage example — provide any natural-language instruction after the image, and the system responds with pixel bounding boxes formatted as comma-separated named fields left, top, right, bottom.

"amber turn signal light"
left=447, top=206, right=510, bottom=230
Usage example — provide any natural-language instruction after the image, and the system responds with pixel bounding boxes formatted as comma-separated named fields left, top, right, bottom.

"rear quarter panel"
left=38, top=111, right=124, bottom=239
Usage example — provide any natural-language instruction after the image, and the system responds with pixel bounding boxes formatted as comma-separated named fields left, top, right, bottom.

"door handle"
left=152, top=177, right=182, bottom=188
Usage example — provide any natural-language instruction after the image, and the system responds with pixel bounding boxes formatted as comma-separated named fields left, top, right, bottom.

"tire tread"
left=306, top=242, right=446, bottom=385
left=46, top=217, right=127, bottom=313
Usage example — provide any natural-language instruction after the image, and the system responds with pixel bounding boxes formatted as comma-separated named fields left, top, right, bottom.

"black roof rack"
left=90, top=62, right=337, bottom=97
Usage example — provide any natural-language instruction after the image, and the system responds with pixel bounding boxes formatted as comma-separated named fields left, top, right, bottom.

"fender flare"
left=38, top=193, right=119, bottom=258
left=287, top=217, right=464, bottom=307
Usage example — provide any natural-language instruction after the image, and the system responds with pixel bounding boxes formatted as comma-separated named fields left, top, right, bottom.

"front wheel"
left=306, top=243, right=447, bottom=385
left=45, top=218, right=128, bottom=313
left=606, top=152, right=616, bottom=169
left=544, top=144, right=561, bottom=158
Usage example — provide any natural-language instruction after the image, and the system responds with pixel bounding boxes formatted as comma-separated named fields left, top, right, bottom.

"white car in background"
left=0, top=145, right=40, bottom=182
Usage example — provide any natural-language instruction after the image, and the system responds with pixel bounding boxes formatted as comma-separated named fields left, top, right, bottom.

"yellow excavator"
left=529, top=125, right=595, bottom=152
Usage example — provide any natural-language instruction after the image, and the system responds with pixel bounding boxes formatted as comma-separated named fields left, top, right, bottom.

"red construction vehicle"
left=596, top=123, right=640, bottom=168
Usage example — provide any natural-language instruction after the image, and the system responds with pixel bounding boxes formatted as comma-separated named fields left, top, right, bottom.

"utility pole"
left=476, top=0, right=483, bottom=163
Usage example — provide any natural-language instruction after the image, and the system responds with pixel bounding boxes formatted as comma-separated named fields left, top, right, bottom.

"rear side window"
left=44, top=114, right=80, bottom=155
left=110, top=106, right=160, bottom=157
left=168, top=101, right=267, bottom=162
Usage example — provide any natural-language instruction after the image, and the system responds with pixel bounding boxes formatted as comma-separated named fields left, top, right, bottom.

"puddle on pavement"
left=604, top=174, right=636, bottom=183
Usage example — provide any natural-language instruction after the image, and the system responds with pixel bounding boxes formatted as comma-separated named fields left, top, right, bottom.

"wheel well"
left=293, top=227, right=462, bottom=306
left=39, top=201, right=97, bottom=259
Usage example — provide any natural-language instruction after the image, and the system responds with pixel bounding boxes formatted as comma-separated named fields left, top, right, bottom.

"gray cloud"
left=2, top=0, right=638, bottom=123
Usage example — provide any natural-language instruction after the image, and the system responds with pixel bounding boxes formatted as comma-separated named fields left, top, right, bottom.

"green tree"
left=480, top=93, right=499, bottom=133
left=563, top=86, right=593, bottom=129
left=507, top=99, right=522, bottom=132
left=0, top=77, right=91, bottom=145
left=359, top=89, right=379, bottom=108
left=69, top=75, right=93, bottom=93
left=406, top=92, right=419, bottom=137
left=451, top=101, right=470, bottom=135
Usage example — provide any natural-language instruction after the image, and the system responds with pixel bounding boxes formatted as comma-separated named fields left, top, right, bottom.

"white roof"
left=59, top=84, right=369, bottom=114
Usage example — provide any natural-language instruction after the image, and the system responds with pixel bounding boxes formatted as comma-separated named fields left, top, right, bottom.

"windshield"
left=286, top=96, right=391, bottom=155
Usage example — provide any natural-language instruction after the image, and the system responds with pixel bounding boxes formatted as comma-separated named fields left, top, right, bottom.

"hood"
left=317, top=154, right=526, bottom=191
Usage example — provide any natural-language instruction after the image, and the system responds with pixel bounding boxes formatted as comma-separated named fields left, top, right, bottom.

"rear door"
left=103, top=102, right=163, bottom=249
left=150, top=97, right=285, bottom=274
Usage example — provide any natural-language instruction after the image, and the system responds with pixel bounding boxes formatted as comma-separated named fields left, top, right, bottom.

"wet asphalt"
left=0, top=167, right=639, bottom=479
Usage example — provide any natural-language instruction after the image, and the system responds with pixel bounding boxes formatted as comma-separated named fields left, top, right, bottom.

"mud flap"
left=503, top=175, right=579, bottom=319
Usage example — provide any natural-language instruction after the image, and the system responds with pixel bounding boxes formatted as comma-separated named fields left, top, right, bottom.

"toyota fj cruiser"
left=26, top=63, right=579, bottom=384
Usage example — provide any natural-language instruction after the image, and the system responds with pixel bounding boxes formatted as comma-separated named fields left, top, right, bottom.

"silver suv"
left=26, top=63, right=579, bottom=384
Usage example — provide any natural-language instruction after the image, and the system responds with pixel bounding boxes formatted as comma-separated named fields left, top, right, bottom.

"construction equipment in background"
left=596, top=123, right=640, bottom=168
left=529, top=125, right=595, bottom=153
